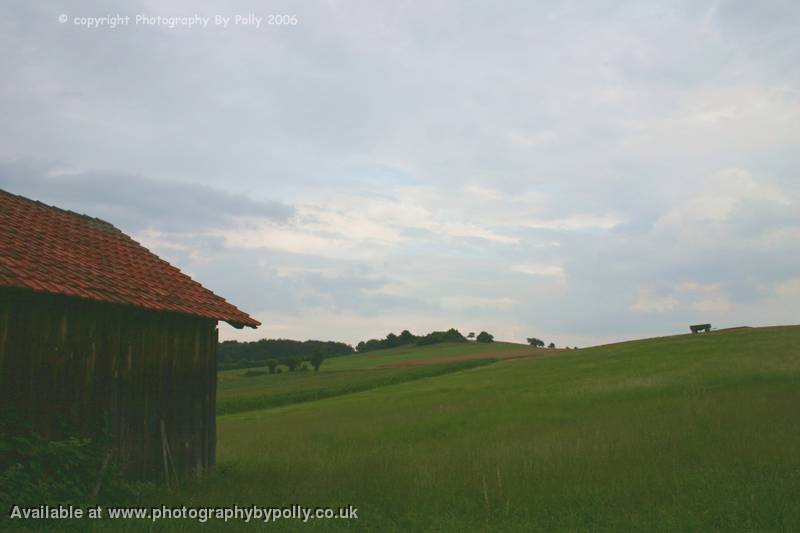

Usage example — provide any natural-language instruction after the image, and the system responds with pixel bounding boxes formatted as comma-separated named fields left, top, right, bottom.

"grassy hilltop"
left=91, top=327, right=800, bottom=530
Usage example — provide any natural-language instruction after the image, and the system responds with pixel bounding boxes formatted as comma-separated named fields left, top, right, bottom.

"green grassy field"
left=216, top=341, right=536, bottom=414
left=42, top=327, right=800, bottom=531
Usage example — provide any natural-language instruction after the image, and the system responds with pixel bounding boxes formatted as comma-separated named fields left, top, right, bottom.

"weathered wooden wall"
left=0, top=287, right=218, bottom=481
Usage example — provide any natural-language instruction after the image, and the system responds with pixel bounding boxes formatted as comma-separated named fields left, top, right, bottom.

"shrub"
left=266, top=359, right=278, bottom=374
left=310, top=352, right=324, bottom=371
left=0, top=414, right=141, bottom=510
left=548, top=342, right=556, bottom=349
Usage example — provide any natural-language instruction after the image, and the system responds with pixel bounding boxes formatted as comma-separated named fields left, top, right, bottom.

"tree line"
left=218, top=339, right=354, bottom=371
left=526, top=338, right=577, bottom=349
left=356, top=328, right=495, bottom=352
left=218, top=328, right=500, bottom=372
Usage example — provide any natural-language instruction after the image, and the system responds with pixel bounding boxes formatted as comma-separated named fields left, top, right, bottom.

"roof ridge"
left=0, top=188, right=259, bottom=328
left=0, top=188, right=120, bottom=232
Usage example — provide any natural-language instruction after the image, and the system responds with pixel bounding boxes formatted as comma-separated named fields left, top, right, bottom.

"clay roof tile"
left=0, top=189, right=259, bottom=328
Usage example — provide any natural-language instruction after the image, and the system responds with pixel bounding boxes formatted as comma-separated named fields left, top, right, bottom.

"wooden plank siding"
left=0, top=287, right=218, bottom=481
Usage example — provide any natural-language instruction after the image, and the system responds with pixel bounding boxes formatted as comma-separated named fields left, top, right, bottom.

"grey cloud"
left=0, top=158, right=294, bottom=233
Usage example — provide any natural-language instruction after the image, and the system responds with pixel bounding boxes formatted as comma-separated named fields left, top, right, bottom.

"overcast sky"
left=1, top=1, right=798, bottom=346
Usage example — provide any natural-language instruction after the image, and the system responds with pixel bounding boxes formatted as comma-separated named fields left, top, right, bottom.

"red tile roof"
left=0, top=189, right=259, bottom=328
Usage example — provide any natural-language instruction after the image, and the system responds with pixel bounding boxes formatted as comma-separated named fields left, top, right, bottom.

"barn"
left=0, top=189, right=259, bottom=481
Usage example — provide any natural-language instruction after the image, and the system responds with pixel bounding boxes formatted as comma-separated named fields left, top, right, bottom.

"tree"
left=548, top=342, right=555, bottom=349
left=285, top=356, right=300, bottom=372
left=467, top=332, right=475, bottom=340
left=310, top=352, right=324, bottom=371
left=527, top=337, right=544, bottom=347
left=476, top=331, right=494, bottom=343
left=417, top=328, right=468, bottom=346
left=385, top=332, right=399, bottom=348
left=217, top=338, right=354, bottom=371
left=266, top=359, right=278, bottom=374
left=399, top=330, right=415, bottom=344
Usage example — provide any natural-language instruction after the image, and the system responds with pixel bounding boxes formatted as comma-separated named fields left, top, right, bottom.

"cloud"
left=656, top=168, right=793, bottom=231
left=0, top=159, right=293, bottom=233
left=437, top=222, right=519, bottom=244
left=510, top=263, right=567, bottom=284
left=676, top=281, right=722, bottom=293
left=522, top=213, right=624, bottom=231
left=774, top=278, right=800, bottom=298
left=2, top=1, right=799, bottom=345
left=690, top=295, right=733, bottom=314
left=631, top=289, right=679, bottom=314
left=441, top=296, right=517, bottom=310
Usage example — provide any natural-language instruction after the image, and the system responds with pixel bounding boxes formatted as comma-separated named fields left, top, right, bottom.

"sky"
left=1, top=0, right=798, bottom=347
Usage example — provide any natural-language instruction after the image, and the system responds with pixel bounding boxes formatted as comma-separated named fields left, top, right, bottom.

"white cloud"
left=133, top=229, right=212, bottom=265
left=438, top=221, right=519, bottom=244
left=134, top=228, right=191, bottom=253
left=690, top=295, right=733, bottom=314
left=676, top=281, right=722, bottom=293
left=655, top=168, right=796, bottom=237
left=620, top=86, right=800, bottom=160
left=508, top=130, right=560, bottom=147
left=632, top=283, right=735, bottom=316
left=631, top=289, right=679, bottom=314
left=511, top=263, right=566, bottom=279
left=774, top=278, right=800, bottom=298
left=214, top=222, right=358, bottom=259
left=522, top=213, right=624, bottom=231
left=464, top=185, right=505, bottom=201
left=441, top=296, right=517, bottom=310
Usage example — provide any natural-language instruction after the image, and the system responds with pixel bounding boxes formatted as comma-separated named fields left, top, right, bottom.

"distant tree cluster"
left=476, top=331, right=494, bottom=343
left=218, top=339, right=353, bottom=371
left=356, top=328, right=472, bottom=352
left=356, top=329, right=418, bottom=352
left=527, top=337, right=561, bottom=349
left=417, top=328, right=469, bottom=346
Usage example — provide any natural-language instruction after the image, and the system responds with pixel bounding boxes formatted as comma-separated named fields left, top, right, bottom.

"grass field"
left=35, top=327, right=800, bottom=531
left=216, top=341, right=540, bottom=414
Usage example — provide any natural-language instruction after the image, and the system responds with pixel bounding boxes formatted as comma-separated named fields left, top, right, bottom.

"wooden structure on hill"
left=0, top=189, right=259, bottom=481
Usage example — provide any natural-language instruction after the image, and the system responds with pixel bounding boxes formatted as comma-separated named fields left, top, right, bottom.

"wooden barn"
left=0, top=189, right=259, bottom=481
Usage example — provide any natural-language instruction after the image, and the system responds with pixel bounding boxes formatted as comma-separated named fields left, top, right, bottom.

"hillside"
left=100, top=327, right=800, bottom=530
left=216, top=341, right=541, bottom=414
